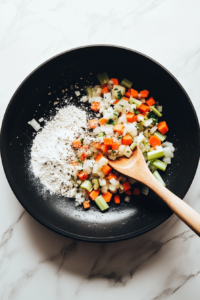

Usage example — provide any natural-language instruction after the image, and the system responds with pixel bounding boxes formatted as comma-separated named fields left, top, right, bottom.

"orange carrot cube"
left=123, top=181, right=131, bottom=191
left=102, top=165, right=112, bottom=175
left=83, top=201, right=90, bottom=209
left=88, top=119, right=98, bottom=129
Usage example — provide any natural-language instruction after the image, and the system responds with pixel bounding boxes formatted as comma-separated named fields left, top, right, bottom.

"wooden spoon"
left=108, top=146, right=200, bottom=236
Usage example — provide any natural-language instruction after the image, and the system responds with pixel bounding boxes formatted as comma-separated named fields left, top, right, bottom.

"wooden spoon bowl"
left=109, top=146, right=200, bottom=236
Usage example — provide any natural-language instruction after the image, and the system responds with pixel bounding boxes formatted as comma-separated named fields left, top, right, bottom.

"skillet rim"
left=1, top=44, right=200, bottom=242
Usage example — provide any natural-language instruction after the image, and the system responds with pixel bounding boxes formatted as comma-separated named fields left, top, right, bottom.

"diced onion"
left=141, top=185, right=149, bottom=196
left=28, top=119, right=41, bottom=131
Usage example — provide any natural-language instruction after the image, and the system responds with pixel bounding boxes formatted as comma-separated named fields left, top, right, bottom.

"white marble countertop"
left=0, top=0, right=200, bottom=299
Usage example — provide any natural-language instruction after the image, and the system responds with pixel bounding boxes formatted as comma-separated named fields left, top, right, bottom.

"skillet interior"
left=1, top=45, right=200, bottom=242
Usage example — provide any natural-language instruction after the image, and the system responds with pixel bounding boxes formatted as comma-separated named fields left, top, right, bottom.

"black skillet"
left=1, top=45, right=200, bottom=242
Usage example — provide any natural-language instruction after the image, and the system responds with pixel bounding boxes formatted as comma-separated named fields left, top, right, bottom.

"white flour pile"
left=30, top=105, right=91, bottom=206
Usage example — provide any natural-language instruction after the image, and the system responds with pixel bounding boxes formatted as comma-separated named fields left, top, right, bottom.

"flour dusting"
left=31, top=105, right=92, bottom=206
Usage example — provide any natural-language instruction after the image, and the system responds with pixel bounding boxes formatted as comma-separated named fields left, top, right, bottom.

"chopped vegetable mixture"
left=71, top=73, right=175, bottom=211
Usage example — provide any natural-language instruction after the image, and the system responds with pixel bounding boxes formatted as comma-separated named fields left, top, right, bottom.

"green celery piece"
left=120, top=78, right=133, bottom=89
left=98, top=132, right=105, bottom=137
left=129, top=97, right=142, bottom=108
left=154, top=131, right=166, bottom=142
left=80, top=180, right=93, bottom=192
left=85, top=86, right=93, bottom=97
left=97, top=72, right=109, bottom=85
left=130, top=142, right=137, bottom=150
left=153, top=171, right=166, bottom=186
left=92, top=179, right=99, bottom=190
left=95, top=195, right=109, bottom=211
left=152, top=159, right=167, bottom=171
left=148, top=159, right=155, bottom=167
left=151, top=106, right=162, bottom=117
left=147, top=149, right=165, bottom=160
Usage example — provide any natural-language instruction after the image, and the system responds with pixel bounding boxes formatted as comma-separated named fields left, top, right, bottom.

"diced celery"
left=147, top=149, right=165, bottom=160
left=97, top=72, right=109, bottom=85
left=98, top=132, right=106, bottom=137
left=148, top=159, right=155, bottom=167
left=85, top=86, right=93, bottom=97
left=154, top=131, right=166, bottom=142
left=130, top=142, right=137, bottom=150
left=151, top=106, right=162, bottom=117
left=80, top=180, right=93, bottom=192
left=153, top=171, right=166, bottom=186
left=95, top=195, right=109, bottom=211
left=120, top=78, right=133, bottom=89
left=92, top=179, right=99, bottom=190
left=152, top=159, right=167, bottom=171
left=129, top=97, right=142, bottom=108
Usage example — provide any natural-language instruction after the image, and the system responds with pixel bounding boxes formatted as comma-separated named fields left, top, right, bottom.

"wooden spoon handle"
left=143, top=172, right=200, bottom=236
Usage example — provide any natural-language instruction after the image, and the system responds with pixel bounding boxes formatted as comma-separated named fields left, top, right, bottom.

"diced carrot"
left=124, top=189, right=132, bottom=195
left=78, top=171, right=88, bottom=181
left=133, top=187, right=140, bottom=195
left=83, top=201, right=90, bottom=209
left=128, top=88, right=138, bottom=98
left=139, top=103, right=150, bottom=113
left=95, top=153, right=103, bottom=162
left=122, top=134, right=132, bottom=145
left=88, top=119, right=98, bottom=129
left=102, top=191, right=113, bottom=202
left=102, top=87, right=109, bottom=94
left=93, top=142, right=101, bottom=149
left=72, top=139, right=82, bottom=148
left=133, top=115, right=138, bottom=122
left=114, top=195, right=120, bottom=204
left=125, top=92, right=131, bottom=98
left=112, top=143, right=120, bottom=150
left=82, top=144, right=89, bottom=150
left=122, top=97, right=129, bottom=101
left=101, top=83, right=107, bottom=89
left=104, top=138, right=113, bottom=145
left=91, top=102, right=101, bottom=112
left=139, top=90, right=149, bottom=98
left=89, top=189, right=100, bottom=200
left=106, top=173, right=117, bottom=180
left=99, top=118, right=107, bottom=125
left=123, top=181, right=131, bottom=191
left=101, top=144, right=109, bottom=153
left=113, top=124, right=124, bottom=134
left=102, top=165, right=112, bottom=175
left=72, top=161, right=79, bottom=166
left=157, top=121, right=169, bottom=135
left=80, top=152, right=87, bottom=161
left=114, top=99, right=119, bottom=105
left=146, top=97, right=155, bottom=106
left=110, top=78, right=119, bottom=86
left=126, top=112, right=135, bottom=123
left=149, top=135, right=161, bottom=147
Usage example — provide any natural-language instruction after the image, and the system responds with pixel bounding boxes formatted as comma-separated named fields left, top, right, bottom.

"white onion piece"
left=163, top=157, right=171, bottom=164
left=162, top=142, right=175, bottom=152
left=99, top=178, right=107, bottom=186
left=28, top=119, right=40, bottom=131
left=110, top=178, right=120, bottom=186
left=141, top=185, right=149, bottom=196
left=124, top=196, right=131, bottom=202
left=101, top=186, right=108, bottom=193
left=163, top=147, right=174, bottom=158
left=75, top=91, right=80, bottom=96
left=150, top=126, right=158, bottom=134
left=156, top=106, right=163, bottom=112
